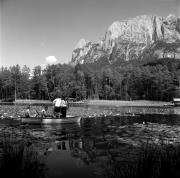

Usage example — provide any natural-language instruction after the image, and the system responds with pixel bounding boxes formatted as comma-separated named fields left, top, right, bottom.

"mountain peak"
left=75, top=38, right=89, bottom=49
left=165, top=14, right=177, bottom=24
left=71, top=14, right=180, bottom=65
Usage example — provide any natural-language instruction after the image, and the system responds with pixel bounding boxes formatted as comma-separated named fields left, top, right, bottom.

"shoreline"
left=87, top=100, right=169, bottom=107
left=0, top=99, right=170, bottom=107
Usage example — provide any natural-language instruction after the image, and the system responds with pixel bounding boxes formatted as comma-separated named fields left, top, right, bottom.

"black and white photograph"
left=0, top=0, right=180, bottom=177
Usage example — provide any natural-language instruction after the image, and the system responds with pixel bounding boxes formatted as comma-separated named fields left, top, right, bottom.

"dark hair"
left=44, top=105, right=48, bottom=109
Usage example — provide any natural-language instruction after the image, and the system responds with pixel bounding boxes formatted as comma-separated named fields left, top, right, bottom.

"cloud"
left=45, top=56, right=58, bottom=64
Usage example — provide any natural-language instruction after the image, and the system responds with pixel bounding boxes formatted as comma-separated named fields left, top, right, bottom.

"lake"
left=1, top=105, right=180, bottom=178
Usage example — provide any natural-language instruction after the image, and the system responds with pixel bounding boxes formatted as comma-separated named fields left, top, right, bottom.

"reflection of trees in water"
left=68, top=133, right=180, bottom=178
left=68, top=116, right=140, bottom=166
left=67, top=132, right=180, bottom=178
left=67, top=133, right=139, bottom=178
left=67, top=117, right=180, bottom=177
left=68, top=133, right=135, bottom=165
left=69, top=139, right=92, bottom=164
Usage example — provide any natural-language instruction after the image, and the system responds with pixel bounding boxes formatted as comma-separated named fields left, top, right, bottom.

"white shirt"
left=61, top=100, right=67, bottom=107
left=53, top=98, right=62, bottom=107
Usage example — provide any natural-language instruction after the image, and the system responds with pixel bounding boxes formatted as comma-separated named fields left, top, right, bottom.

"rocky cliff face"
left=71, top=14, right=180, bottom=65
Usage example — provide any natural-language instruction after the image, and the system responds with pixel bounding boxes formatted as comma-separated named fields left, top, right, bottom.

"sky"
left=0, top=0, right=179, bottom=69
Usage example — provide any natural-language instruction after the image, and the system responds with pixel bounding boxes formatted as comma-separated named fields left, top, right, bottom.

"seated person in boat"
left=53, top=97, right=62, bottom=118
left=24, top=105, right=31, bottom=118
left=41, top=105, right=51, bottom=118
left=60, top=98, right=68, bottom=118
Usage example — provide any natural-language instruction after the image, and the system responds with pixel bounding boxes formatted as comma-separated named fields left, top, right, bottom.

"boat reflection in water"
left=41, top=122, right=95, bottom=178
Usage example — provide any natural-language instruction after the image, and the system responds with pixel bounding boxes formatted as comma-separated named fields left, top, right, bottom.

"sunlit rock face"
left=71, top=39, right=107, bottom=65
left=71, top=39, right=92, bottom=65
left=71, top=14, right=180, bottom=65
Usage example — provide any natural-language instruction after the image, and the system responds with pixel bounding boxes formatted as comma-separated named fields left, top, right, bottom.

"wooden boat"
left=21, top=115, right=81, bottom=124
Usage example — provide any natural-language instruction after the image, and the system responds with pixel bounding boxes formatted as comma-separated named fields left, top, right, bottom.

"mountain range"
left=71, top=14, right=180, bottom=65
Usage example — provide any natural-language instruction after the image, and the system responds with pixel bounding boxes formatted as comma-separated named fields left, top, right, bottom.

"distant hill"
left=70, top=14, right=180, bottom=66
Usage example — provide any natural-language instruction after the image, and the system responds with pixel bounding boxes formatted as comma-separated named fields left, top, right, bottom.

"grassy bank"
left=101, top=143, right=180, bottom=178
left=0, top=137, right=45, bottom=178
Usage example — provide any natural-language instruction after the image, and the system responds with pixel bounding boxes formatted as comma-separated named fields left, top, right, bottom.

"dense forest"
left=0, top=57, right=180, bottom=102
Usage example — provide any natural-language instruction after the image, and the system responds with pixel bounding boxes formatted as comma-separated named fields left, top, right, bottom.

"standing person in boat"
left=53, top=97, right=62, bottom=118
left=60, top=97, right=68, bottom=118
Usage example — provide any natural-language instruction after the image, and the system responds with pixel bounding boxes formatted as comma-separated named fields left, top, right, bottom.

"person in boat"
left=41, top=105, right=51, bottom=118
left=24, top=105, right=31, bottom=118
left=53, top=97, right=62, bottom=117
left=60, top=97, right=68, bottom=118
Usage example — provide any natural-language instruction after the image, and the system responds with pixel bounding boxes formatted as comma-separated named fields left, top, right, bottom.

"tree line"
left=0, top=57, right=180, bottom=102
